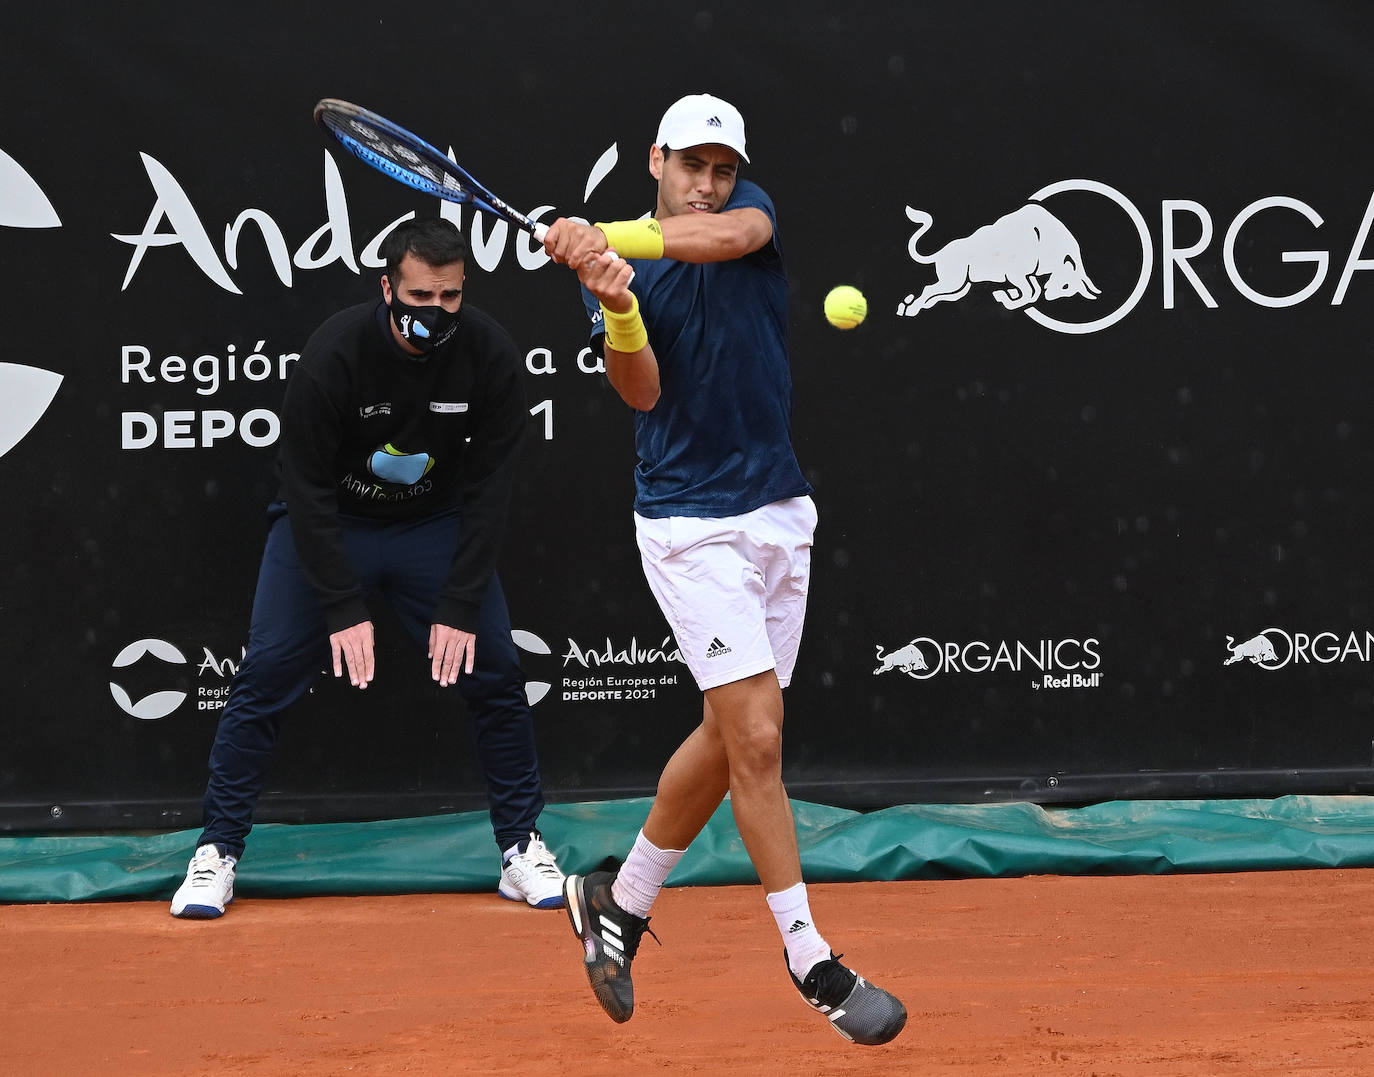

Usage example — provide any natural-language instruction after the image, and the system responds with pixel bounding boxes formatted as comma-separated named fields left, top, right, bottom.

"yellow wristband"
left=601, top=294, right=649, bottom=353
left=595, top=219, right=665, bottom=260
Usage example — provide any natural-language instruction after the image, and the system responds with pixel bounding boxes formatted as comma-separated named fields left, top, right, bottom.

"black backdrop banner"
left=3, top=4, right=1373, bottom=831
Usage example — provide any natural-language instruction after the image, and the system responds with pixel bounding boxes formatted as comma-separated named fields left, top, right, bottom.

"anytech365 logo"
left=874, top=634, right=1102, bottom=688
left=1223, top=627, right=1374, bottom=671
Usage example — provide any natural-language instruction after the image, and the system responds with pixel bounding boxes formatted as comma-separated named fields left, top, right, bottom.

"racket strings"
left=315, top=101, right=535, bottom=232
left=321, top=110, right=472, bottom=198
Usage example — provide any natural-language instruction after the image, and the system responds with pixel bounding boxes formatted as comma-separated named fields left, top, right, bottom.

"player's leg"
left=745, top=496, right=906, bottom=1045
left=703, top=666, right=905, bottom=1043
left=173, top=506, right=333, bottom=918
left=563, top=513, right=737, bottom=1022
left=640, top=701, right=730, bottom=849
left=604, top=695, right=731, bottom=921
left=702, top=670, right=800, bottom=892
left=630, top=507, right=803, bottom=891
left=614, top=509, right=773, bottom=910
left=565, top=690, right=737, bottom=1023
left=382, top=510, right=563, bottom=908
left=728, top=498, right=831, bottom=968
left=564, top=509, right=780, bottom=1021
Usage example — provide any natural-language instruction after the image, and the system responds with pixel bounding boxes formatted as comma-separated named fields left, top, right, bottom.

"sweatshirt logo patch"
left=368, top=443, right=435, bottom=486
left=429, top=402, right=469, bottom=414
left=359, top=402, right=392, bottom=418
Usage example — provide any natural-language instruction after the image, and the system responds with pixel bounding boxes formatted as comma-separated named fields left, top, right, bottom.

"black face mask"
left=389, top=294, right=460, bottom=354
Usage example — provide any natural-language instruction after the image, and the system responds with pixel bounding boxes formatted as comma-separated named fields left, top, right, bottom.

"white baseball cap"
left=655, top=93, right=750, bottom=163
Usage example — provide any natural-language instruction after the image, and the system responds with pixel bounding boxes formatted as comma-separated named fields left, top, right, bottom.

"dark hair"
left=381, top=218, right=468, bottom=288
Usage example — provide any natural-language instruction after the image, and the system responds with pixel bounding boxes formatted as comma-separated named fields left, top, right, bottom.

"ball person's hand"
left=330, top=620, right=376, bottom=690
left=430, top=624, right=476, bottom=687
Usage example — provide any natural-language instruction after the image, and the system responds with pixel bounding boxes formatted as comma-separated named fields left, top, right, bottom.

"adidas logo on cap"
left=706, top=115, right=722, bottom=128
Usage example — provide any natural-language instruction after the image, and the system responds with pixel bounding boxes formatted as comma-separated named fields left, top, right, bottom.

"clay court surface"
left=4, top=870, right=1374, bottom=1076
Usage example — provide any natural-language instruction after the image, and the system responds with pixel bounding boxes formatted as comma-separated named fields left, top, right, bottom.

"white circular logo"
left=512, top=629, right=552, bottom=705
left=110, top=638, right=188, bottom=720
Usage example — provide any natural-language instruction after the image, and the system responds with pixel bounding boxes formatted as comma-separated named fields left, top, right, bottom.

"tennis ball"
left=824, top=285, right=867, bottom=330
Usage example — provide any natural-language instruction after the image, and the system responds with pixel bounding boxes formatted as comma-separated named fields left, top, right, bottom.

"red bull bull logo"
left=873, top=641, right=931, bottom=678
left=898, top=203, right=1100, bottom=316
left=1223, top=632, right=1280, bottom=666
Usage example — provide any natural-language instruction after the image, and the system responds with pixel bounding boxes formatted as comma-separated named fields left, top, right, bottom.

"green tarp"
left=4, top=795, right=1374, bottom=904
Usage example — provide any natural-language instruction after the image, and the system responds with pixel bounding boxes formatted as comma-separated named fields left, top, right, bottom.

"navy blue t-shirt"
left=583, top=179, right=812, bottom=518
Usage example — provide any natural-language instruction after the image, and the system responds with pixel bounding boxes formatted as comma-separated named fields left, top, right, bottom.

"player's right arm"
left=656, top=206, right=772, bottom=262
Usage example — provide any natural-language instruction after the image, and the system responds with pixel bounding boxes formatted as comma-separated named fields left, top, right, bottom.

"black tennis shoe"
left=563, top=871, right=657, bottom=1023
left=789, top=951, right=907, bottom=1045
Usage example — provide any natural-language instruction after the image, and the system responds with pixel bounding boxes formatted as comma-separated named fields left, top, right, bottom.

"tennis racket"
left=314, top=98, right=548, bottom=242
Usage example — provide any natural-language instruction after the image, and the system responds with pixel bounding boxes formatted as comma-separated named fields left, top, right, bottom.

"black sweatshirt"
left=275, top=299, right=525, bottom=634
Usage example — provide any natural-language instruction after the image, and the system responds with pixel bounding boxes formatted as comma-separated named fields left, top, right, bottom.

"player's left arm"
left=577, top=255, right=661, bottom=411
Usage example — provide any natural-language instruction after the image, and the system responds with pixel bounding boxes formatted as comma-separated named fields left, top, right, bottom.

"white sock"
left=767, top=881, right=832, bottom=980
left=611, top=830, right=685, bottom=919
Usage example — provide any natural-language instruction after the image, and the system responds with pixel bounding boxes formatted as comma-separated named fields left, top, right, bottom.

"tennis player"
left=169, top=218, right=564, bottom=919
left=542, top=94, right=906, bottom=1045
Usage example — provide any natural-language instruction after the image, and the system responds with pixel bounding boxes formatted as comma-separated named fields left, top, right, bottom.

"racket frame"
left=314, top=98, right=548, bottom=241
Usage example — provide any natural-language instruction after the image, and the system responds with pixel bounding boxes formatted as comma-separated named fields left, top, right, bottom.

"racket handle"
left=526, top=221, right=615, bottom=256
left=527, top=221, right=632, bottom=280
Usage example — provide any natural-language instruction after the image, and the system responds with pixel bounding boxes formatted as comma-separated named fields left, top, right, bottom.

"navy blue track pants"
left=197, top=503, right=545, bottom=859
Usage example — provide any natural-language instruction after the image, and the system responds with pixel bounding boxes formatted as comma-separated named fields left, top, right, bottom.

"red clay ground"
left=4, top=870, right=1374, bottom=1075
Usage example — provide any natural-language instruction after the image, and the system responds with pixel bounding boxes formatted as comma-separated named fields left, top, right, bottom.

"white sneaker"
left=170, top=843, right=236, bottom=919
left=498, top=833, right=566, bottom=909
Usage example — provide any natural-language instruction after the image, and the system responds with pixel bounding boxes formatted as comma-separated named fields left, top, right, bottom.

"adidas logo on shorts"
left=705, top=637, right=733, bottom=659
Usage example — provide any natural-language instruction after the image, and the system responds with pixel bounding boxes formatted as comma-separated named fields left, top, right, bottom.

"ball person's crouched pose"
left=170, top=218, right=564, bottom=918
left=542, top=94, right=905, bottom=1045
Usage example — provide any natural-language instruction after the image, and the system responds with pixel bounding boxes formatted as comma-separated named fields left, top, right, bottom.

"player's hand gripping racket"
left=314, top=98, right=549, bottom=242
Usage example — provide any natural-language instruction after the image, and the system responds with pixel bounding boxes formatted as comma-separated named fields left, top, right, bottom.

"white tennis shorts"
left=634, top=495, right=817, bottom=691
